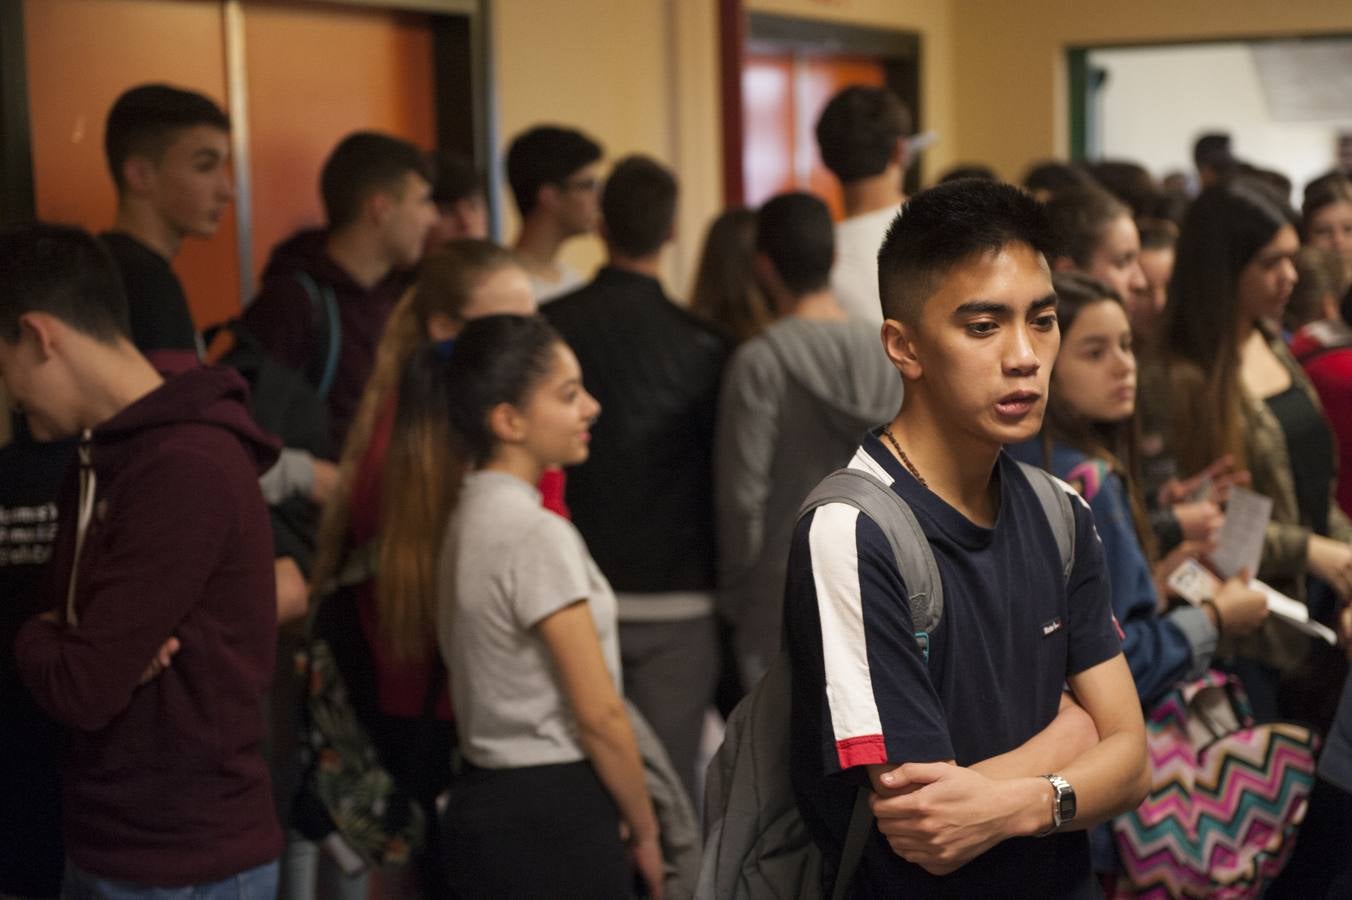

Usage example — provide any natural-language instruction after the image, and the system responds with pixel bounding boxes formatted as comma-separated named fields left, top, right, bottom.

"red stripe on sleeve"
left=836, top=734, right=887, bottom=769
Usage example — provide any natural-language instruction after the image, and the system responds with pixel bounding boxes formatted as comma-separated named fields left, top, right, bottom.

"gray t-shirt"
left=438, top=470, right=621, bottom=768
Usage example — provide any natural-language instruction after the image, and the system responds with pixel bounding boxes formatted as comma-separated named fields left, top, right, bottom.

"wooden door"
left=23, top=0, right=242, bottom=330
left=742, top=52, right=886, bottom=220
left=22, top=0, right=440, bottom=326
left=240, top=2, right=437, bottom=287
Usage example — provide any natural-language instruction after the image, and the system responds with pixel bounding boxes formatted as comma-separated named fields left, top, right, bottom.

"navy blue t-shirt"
left=785, top=434, right=1122, bottom=898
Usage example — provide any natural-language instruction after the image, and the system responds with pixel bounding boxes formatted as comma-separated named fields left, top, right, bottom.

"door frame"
left=718, top=1, right=922, bottom=207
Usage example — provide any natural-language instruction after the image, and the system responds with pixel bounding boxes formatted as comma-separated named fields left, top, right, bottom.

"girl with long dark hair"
left=1152, top=178, right=1352, bottom=717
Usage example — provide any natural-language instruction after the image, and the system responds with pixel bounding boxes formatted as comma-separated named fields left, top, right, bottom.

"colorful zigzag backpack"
left=1112, top=670, right=1319, bottom=899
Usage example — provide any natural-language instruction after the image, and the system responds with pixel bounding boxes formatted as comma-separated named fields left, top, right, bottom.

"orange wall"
left=23, top=0, right=242, bottom=330
left=241, top=2, right=436, bottom=289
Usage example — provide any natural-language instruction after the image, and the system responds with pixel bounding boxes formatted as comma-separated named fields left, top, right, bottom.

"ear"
left=368, top=189, right=395, bottom=227
left=882, top=317, right=922, bottom=381
left=122, top=155, right=157, bottom=195
left=891, top=136, right=908, bottom=169
left=18, top=312, right=59, bottom=362
left=1050, top=255, right=1077, bottom=274
left=486, top=400, right=527, bottom=446
left=536, top=183, right=562, bottom=214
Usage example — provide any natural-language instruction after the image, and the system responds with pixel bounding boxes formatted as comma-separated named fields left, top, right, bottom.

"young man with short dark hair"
left=715, top=191, right=900, bottom=689
left=426, top=150, right=490, bottom=249
left=543, top=155, right=729, bottom=800
left=244, top=130, right=436, bottom=446
left=506, top=125, right=604, bottom=303
left=815, top=85, right=912, bottom=325
left=785, top=180, right=1148, bottom=896
left=1, top=223, right=283, bottom=897
left=101, top=83, right=233, bottom=358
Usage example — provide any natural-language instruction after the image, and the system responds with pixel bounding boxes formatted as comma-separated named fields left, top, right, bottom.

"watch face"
left=1050, top=775, right=1076, bottom=825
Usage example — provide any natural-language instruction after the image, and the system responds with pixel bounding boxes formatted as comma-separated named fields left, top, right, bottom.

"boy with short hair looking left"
left=786, top=180, right=1148, bottom=897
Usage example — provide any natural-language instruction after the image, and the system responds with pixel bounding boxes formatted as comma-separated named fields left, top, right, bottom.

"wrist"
left=1201, top=598, right=1223, bottom=633
left=628, top=817, right=660, bottom=845
left=1008, top=776, right=1056, bottom=838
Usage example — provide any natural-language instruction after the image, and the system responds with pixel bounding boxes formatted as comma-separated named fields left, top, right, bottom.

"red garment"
left=352, top=393, right=571, bottom=719
left=14, top=366, right=283, bottom=885
left=1290, top=324, right=1352, bottom=517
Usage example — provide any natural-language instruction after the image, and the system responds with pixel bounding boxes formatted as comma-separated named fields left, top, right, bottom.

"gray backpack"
left=697, top=462, right=1075, bottom=900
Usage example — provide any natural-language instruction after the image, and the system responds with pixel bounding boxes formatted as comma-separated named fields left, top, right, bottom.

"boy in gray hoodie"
left=714, top=192, right=902, bottom=688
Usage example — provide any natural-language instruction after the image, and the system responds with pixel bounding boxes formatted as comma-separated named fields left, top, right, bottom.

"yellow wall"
left=490, top=0, right=956, bottom=298
left=951, top=0, right=1352, bottom=182
left=491, top=0, right=721, bottom=298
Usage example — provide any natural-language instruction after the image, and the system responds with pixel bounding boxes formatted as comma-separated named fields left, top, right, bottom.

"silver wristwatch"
left=1039, top=774, right=1076, bottom=835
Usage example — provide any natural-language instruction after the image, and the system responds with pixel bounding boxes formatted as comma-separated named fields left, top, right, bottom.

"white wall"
left=1089, top=42, right=1352, bottom=199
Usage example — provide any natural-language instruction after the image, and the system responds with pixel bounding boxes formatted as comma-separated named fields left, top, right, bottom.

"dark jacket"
left=14, top=366, right=284, bottom=886
left=543, top=266, right=730, bottom=594
left=242, top=228, right=408, bottom=447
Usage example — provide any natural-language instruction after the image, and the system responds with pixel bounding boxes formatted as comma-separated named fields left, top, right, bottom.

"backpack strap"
left=833, top=787, right=873, bottom=900
left=1013, top=461, right=1076, bottom=586
left=294, top=271, right=342, bottom=400
left=798, top=467, right=942, bottom=657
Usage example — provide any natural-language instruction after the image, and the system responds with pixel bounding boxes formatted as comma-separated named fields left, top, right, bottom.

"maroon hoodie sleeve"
left=241, top=276, right=315, bottom=374
left=14, top=449, right=244, bottom=732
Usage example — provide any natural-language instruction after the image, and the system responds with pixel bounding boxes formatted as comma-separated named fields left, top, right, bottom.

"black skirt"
left=442, top=759, right=631, bottom=899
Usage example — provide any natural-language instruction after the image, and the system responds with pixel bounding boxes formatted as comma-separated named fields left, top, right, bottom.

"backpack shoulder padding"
left=1013, top=461, right=1076, bottom=585
left=797, top=467, right=943, bottom=642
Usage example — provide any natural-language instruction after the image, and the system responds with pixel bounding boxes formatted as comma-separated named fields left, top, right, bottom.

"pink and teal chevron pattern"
left=1112, top=674, right=1319, bottom=899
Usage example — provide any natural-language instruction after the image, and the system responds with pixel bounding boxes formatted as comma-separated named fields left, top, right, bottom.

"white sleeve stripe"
left=848, top=446, right=894, bottom=484
left=808, top=502, right=885, bottom=746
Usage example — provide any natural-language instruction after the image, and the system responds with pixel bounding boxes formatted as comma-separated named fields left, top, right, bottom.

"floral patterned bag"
left=294, top=555, right=444, bottom=870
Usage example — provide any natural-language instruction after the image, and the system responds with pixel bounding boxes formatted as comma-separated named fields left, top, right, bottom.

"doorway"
left=723, top=9, right=921, bottom=218
left=1070, top=37, right=1352, bottom=199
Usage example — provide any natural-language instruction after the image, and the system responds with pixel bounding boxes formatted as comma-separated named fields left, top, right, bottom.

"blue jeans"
left=61, top=859, right=278, bottom=900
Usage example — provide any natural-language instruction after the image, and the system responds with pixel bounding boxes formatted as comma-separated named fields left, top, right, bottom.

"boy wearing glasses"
left=506, top=125, right=604, bottom=304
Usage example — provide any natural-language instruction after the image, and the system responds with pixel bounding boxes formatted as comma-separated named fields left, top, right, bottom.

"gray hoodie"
left=714, top=316, right=902, bottom=686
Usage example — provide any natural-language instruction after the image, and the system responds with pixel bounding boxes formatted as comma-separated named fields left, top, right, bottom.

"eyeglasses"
left=558, top=176, right=599, bottom=193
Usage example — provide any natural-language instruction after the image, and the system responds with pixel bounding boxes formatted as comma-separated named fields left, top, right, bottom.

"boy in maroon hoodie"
left=0, top=223, right=283, bottom=897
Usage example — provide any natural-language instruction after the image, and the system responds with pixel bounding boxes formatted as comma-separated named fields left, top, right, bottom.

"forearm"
left=14, top=617, right=135, bottom=730
left=971, top=693, right=1098, bottom=781
left=576, top=701, right=660, bottom=842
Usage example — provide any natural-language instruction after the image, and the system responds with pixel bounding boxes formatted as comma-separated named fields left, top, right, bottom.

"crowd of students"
left=1, top=77, right=1351, bottom=900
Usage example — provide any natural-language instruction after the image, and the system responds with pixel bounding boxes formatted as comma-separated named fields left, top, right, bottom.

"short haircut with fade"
left=104, top=84, right=230, bottom=191
left=506, top=125, right=604, bottom=216
left=877, top=180, right=1056, bottom=324
left=600, top=155, right=677, bottom=259
left=815, top=86, right=912, bottom=183
left=321, top=131, right=433, bottom=231
left=0, top=223, right=131, bottom=344
left=756, top=192, right=835, bottom=296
